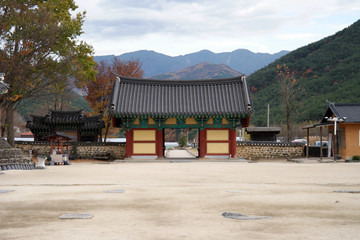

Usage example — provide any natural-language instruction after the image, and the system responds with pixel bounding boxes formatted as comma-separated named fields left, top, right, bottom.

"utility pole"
left=325, top=116, right=346, bottom=161
left=267, top=104, right=270, bottom=127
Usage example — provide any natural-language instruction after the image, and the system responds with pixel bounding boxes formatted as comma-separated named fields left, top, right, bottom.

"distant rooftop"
left=321, top=103, right=360, bottom=123
left=246, top=127, right=281, bottom=133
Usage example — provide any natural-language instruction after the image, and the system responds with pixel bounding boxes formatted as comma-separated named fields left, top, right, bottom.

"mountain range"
left=151, top=62, right=242, bottom=80
left=94, top=49, right=289, bottom=77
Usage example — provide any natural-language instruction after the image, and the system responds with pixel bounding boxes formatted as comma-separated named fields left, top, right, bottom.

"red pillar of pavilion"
left=198, top=129, right=206, bottom=158
left=156, top=129, right=164, bottom=158
left=125, top=130, right=133, bottom=158
left=229, top=129, right=237, bottom=158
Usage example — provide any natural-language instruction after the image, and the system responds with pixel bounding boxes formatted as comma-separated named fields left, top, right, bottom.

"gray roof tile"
left=321, top=103, right=360, bottom=123
left=26, top=110, right=105, bottom=131
left=110, top=76, right=252, bottom=117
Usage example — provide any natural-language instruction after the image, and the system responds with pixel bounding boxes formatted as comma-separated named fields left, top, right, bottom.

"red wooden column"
left=125, top=129, right=133, bottom=158
left=50, top=140, right=54, bottom=154
left=229, top=129, right=237, bottom=158
left=198, top=129, right=206, bottom=158
left=66, top=140, right=69, bottom=154
left=77, top=131, right=81, bottom=141
left=241, top=116, right=251, bottom=128
left=156, top=129, right=164, bottom=158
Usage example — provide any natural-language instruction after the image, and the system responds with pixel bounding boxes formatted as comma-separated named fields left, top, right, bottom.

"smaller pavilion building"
left=26, top=110, right=105, bottom=142
left=245, top=127, right=281, bottom=141
left=303, top=102, right=360, bottom=160
left=320, top=102, right=360, bottom=160
left=109, top=76, right=253, bottom=159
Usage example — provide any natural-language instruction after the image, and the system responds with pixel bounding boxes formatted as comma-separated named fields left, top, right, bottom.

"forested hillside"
left=248, top=19, right=360, bottom=126
left=18, top=90, right=92, bottom=121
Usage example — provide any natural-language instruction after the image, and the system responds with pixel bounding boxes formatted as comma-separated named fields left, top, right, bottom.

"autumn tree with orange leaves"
left=0, top=0, right=96, bottom=146
left=83, top=58, right=143, bottom=141
left=277, top=64, right=301, bottom=142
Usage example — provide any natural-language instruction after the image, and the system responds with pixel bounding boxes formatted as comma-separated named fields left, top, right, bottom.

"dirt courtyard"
left=1, top=160, right=360, bottom=240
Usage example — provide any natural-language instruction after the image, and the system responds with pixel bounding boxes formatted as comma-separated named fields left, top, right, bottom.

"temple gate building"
left=110, top=76, right=253, bottom=159
left=26, top=110, right=105, bottom=142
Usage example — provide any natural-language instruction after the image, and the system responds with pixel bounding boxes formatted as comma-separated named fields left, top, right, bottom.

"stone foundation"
left=1, top=138, right=35, bottom=170
left=15, top=141, right=126, bottom=160
left=236, top=141, right=304, bottom=160
left=14, top=141, right=303, bottom=161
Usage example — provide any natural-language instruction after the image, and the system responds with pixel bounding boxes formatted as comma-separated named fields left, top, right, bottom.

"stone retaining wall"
left=1, top=138, right=35, bottom=170
left=236, top=141, right=304, bottom=160
left=15, top=142, right=126, bottom=160
left=15, top=141, right=304, bottom=161
left=0, top=148, right=34, bottom=170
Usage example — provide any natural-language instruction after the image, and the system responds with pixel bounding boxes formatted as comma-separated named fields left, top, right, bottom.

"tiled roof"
left=49, top=110, right=84, bottom=123
left=321, top=103, right=360, bottom=123
left=26, top=115, right=49, bottom=130
left=0, top=81, right=9, bottom=94
left=246, top=127, right=281, bottom=133
left=0, top=137, right=11, bottom=149
left=110, top=76, right=252, bottom=117
left=26, top=110, right=105, bottom=133
left=81, top=115, right=105, bottom=130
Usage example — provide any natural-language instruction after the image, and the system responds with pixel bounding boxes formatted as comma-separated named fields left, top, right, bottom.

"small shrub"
left=352, top=155, right=360, bottom=160
left=178, top=135, right=187, bottom=148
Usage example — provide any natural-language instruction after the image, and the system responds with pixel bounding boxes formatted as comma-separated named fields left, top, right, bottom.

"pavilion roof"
left=246, top=127, right=281, bottom=133
left=110, top=76, right=253, bottom=117
left=26, top=110, right=105, bottom=135
left=49, top=110, right=84, bottom=123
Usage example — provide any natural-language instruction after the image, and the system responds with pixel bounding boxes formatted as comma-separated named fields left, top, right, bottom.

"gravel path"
left=1, top=161, right=360, bottom=240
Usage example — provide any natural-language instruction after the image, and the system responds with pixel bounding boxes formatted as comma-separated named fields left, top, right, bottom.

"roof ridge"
left=50, top=110, right=83, bottom=115
left=334, top=103, right=360, bottom=106
left=118, top=75, right=244, bottom=85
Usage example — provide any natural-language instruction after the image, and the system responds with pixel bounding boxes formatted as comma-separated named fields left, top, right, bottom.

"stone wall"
left=15, top=141, right=304, bottom=161
left=75, top=142, right=126, bottom=159
left=0, top=148, right=34, bottom=170
left=1, top=137, right=35, bottom=170
left=15, top=141, right=126, bottom=160
left=236, top=141, right=304, bottom=160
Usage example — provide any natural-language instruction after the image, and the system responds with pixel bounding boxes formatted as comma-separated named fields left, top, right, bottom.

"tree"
left=277, top=64, right=300, bottom=142
left=0, top=0, right=96, bottom=146
left=83, top=58, right=143, bottom=141
left=178, top=134, right=187, bottom=148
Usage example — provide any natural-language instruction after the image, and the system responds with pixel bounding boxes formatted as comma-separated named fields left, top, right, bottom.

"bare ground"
left=1, top=161, right=360, bottom=240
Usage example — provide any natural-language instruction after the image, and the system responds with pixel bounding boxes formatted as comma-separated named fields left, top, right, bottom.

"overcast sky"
left=75, top=0, right=360, bottom=57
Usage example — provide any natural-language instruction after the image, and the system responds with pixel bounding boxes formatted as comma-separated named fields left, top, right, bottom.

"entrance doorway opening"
left=164, top=129, right=199, bottom=158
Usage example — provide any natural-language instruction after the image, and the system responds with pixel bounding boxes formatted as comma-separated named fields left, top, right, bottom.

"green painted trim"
left=152, top=116, right=168, bottom=129
left=124, top=124, right=235, bottom=130
left=114, top=114, right=250, bottom=130
left=176, top=116, right=186, bottom=125
left=138, top=116, right=146, bottom=124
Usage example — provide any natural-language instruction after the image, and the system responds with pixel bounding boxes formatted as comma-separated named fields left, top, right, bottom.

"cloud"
left=75, top=0, right=360, bottom=56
